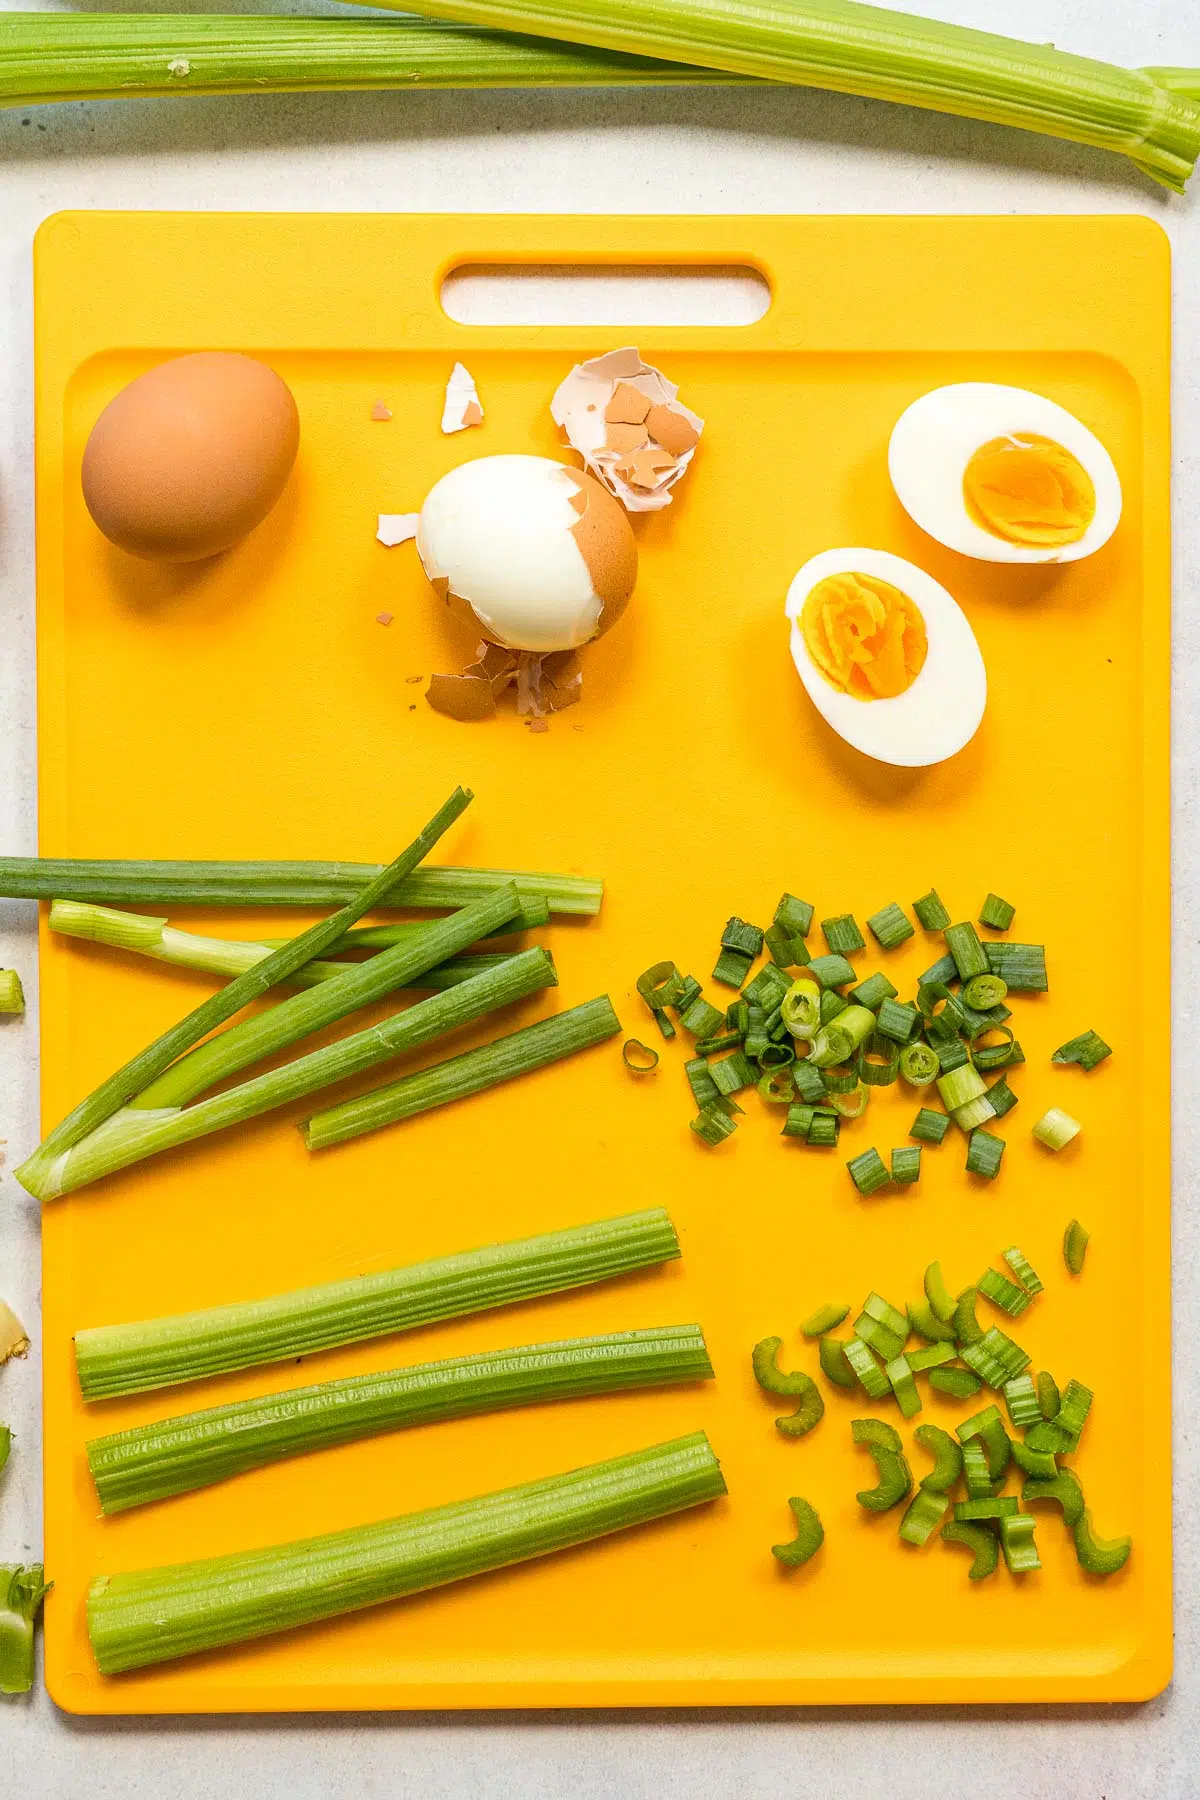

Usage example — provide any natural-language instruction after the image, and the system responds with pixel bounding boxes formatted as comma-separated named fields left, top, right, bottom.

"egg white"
left=418, top=454, right=602, bottom=653
left=785, top=548, right=986, bottom=768
left=888, top=383, right=1122, bottom=565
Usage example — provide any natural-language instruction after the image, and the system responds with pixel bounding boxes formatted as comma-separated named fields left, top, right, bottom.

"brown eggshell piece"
left=606, top=382, right=653, bottom=426
left=605, top=422, right=649, bottom=455
left=81, top=351, right=299, bottom=563
left=645, top=403, right=700, bottom=457
left=564, top=468, right=637, bottom=638
left=426, top=673, right=497, bottom=721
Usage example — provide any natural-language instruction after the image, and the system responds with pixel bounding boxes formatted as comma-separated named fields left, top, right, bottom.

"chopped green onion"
left=907, top=1341, right=956, bottom=1371
left=867, top=903, right=914, bottom=951
left=820, top=1063, right=858, bottom=1092
left=760, top=1038, right=801, bottom=1072
left=856, top=1445, right=913, bottom=1512
left=75, top=1208, right=680, bottom=1401
left=970, top=1026, right=1016, bottom=1071
left=791, top=1060, right=827, bottom=1103
left=847, top=1147, right=890, bottom=1196
left=694, top=1030, right=745, bottom=1057
left=774, top=894, right=814, bottom=939
left=985, top=1077, right=1019, bottom=1119
left=962, top=973, right=1007, bottom=1010
left=940, top=1520, right=999, bottom=1580
left=875, top=998, right=918, bottom=1044
left=86, top=1432, right=725, bottom=1675
left=758, top=1067, right=795, bottom=1105
left=810, top=1004, right=875, bottom=1066
left=0, top=970, right=25, bottom=1015
left=711, top=948, right=754, bottom=988
left=781, top=1102, right=817, bottom=1140
left=679, top=995, right=726, bottom=1039
left=953, top=1287, right=983, bottom=1345
left=691, top=1105, right=738, bottom=1145
left=1033, top=1108, right=1081, bottom=1152
left=977, top=1267, right=1029, bottom=1316
left=885, top=1353, right=922, bottom=1419
left=985, top=942, right=1047, bottom=991
left=1002, top=1247, right=1043, bottom=1296
left=821, top=914, right=865, bottom=956
left=954, top=1495, right=1019, bottom=1523
left=913, top=1423, right=963, bottom=1492
left=898, top=1043, right=939, bottom=1087
left=910, top=1107, right=950, bottom=1144
left=929, top=1366, right=983, bottom=1400
left=1002, top=1373, right=1043, bottom=1431
left=961, top=1439, right=995, bottom=1500
left=999, top=1513, right=1041, bottom=1575
left=1006, top=1041, right=1027, bottom=1066
left=907, top=1301, right=956, bottom=1345
left=684, top=1056, right=720, bottom=1109
left=622, top=1039, right=659, bottom=1073
left=1052, top=1028, right=1111, bottom=1071
left=781, top=977, right=822, bottom=1040
left=636, top=961, right=682, bottom=1039
left=919, top=952, right=959, bottom=986
left=710, top=1051, right=755, bottom=1097
left=1010, top=1439, right=1059, bottom=1480
left=844, top=1337, right=890, bottom=1400
left=807, top=953, right=857, bottom=991
left=935, top=1038, right=970, bottom=1075
left=1037, top=1371, right=1061, bottom=1420
left=848, top=970, right=898, bottom=1011
left=890, top=1146, right=921, bottom=1185
left=944, top=921, right=989, bottom=981
left=937, top=1064, right=985, bottom=1113
left=801, top=1302, right=850, bottom=1338
left=819, top=988, right=849, bottom=1026
left=721, top=917, right=764, bottom=958
left=743, top=964, right=792, bottom=1011
left=744, top=1002, right=769, bottom=1061
left=859, top=1034, right=900, bottom=1087
left=912, top=889, right=951, bottom=931
left=819, top=1337, right=856, bottom=1388
left=675, top=975, right=703, bottom=1014
left=1023, top=1469, right=1085, bottom=1529
left=87, top=1327, right=714, bottom=1513
left=978, top=893, right=1016, bottom=931
left=1063, top=1218, right=1090, bottom=1273
left=898, top=1486, right=948, bottom=1547
left=0, top=1566, right=50, bottom=1695
left=772, top=1497, right=824, bottom=1568
left=303, top=996, right=620, bottom=1152
left=954, top=1095, right=998, bottom=1134
left=806, top=1112, right=840, bottom=1147
left=763, top=924, right=792, bottom=967
left=959, top=998, right=1012, bottom=1041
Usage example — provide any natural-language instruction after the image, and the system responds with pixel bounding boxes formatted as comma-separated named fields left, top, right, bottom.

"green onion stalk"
left=87, top=1432, right=726, bottom=1675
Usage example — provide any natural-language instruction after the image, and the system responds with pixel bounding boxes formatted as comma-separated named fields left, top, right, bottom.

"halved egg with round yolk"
left=785, top=548, right=985, bottom=767
left=888, top=383, right=1121, bottom=565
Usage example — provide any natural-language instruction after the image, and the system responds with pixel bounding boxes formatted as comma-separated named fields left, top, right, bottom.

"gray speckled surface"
left=2, top=0, right=1198, bottom=1790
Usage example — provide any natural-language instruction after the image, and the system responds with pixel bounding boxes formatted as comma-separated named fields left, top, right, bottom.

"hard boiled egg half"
left=785, top=548, right=986, bottom=767
left=888, top=383, right=1121, bottom=564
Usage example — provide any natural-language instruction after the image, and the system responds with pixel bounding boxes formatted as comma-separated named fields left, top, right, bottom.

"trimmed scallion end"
left=910, top=1108, right=950, bottom=1145
left=0, top=970, right=25, bottom=1015
left=1033, top=1108, right=1081, bottom=1152
left=821, top=914, right=865, bottom=956
left=1063, top=1218, right=1090, bottom=1275
left=891, top=1146, right=921, bottom=1185
left=801, top=1302, right=850, bottom=1338
left=912, top=890, right=951, bottom=932
left=978, top=893, right=1016, bottom=931
left=847, top=1147, right=890, bottom=1197
left=866, top=903, right=914, bottom=951
left=1052, top=1029, right=1112, bottom=1071
left=985, top=942, right=1047, bottom=991
left=774, top=894, right=814, bottom=940
left=944, top=921, right=989, bottom=981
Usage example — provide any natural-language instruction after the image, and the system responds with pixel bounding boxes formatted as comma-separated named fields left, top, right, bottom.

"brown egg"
left=81, top=352, right=299, bottom=562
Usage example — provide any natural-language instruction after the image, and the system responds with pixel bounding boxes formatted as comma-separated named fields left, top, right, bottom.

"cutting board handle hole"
left=440, top=263, right=771, bottom=327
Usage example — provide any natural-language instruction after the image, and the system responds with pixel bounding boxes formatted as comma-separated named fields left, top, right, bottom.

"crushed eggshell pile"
left=442, top=362, right=484, bottom=435
left=426, top=643, right=582, bottom=724
left=551, top=347, right=702, bottom=512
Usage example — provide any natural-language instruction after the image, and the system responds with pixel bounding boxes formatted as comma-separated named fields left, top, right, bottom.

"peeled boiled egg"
left=785, top=548, right=986, bottom=767
left=888, top=383, right=1120, bottom=565
left=417, top=454, right=636, bottom=654
left=82, top=352, right=299, bottom=562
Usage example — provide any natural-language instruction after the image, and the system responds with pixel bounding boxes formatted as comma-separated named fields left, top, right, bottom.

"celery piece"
left=0, top=1566, right=51, bottom=1695
left=0, top=970, right=24, bottom=1015
left=0, top=1300, right=30, bottom=1365
left=87, top=1433, right=726, bottom=1675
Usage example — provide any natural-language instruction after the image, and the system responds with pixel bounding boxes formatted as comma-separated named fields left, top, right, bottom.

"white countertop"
left=2, top=1, right=1198, bottom=1791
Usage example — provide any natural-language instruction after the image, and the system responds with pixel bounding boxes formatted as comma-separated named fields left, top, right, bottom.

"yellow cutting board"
left=34, top=212, right=1170, bottom=1712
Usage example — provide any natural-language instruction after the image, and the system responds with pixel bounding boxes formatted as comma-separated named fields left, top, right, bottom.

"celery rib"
left=303, top=996, right=621, bottom=1150
left=88, top=1325, right=714, bottom=1513
left=27, top=946, right=557, bottom=1200
left=87, top=1431, right=726, bottom=1675
left=74, top=1208, right=682, bottom=1399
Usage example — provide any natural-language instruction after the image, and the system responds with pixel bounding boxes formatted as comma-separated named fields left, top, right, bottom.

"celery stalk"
left=88, top=1432, right=725, bottom=1675
left=88, top=1325, right=714, bottom=1512
left=74, top=1208, right=682, bottom=1399
left=374, top=0, right=1200, bottom=191
left=0, top=1567, right=50, bottom=1695
left=23, top=945, right=556, bottom=1201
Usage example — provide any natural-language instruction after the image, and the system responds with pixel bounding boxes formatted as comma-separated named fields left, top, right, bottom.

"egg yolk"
left=963, top=433, right=1095, bottom=547
left=801, top=573, right=928, bottom=702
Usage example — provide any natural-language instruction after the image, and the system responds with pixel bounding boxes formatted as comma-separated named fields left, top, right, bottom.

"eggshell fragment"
left=442, top=362, right=484, bottom=434
left=377, top=513, right=419, bottom=547
left=81, top=351, right=299, bottom=563
left=426, top=672, right=496, bottom=721
left=551, top=347, right=703, bottom=512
